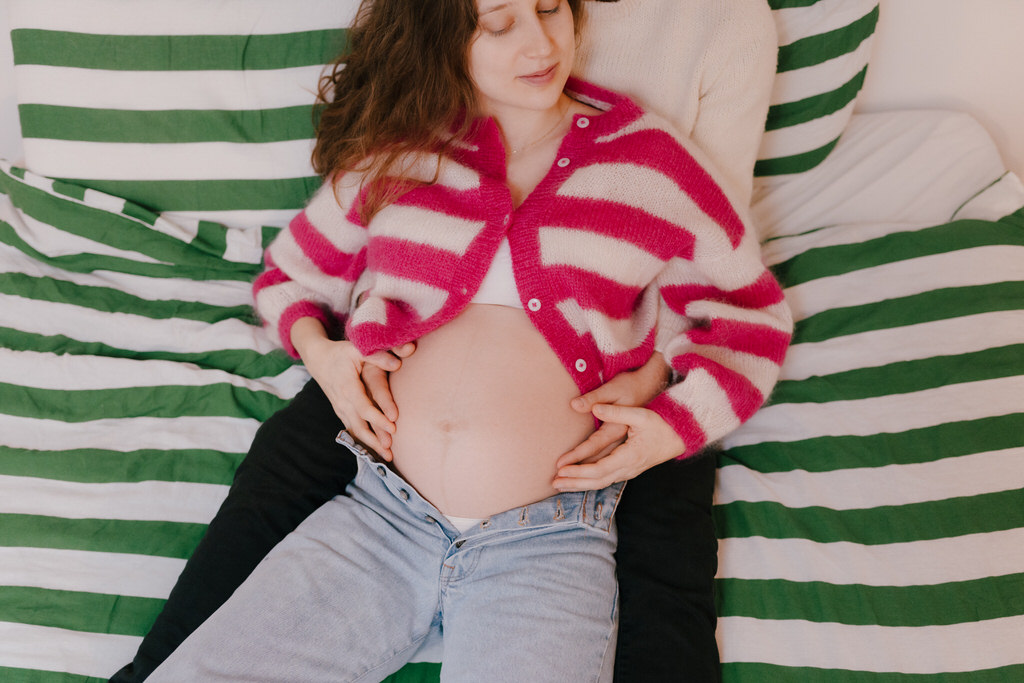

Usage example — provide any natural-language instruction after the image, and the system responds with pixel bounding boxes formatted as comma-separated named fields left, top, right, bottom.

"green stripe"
left=777, top=6, right=880, bottom=72
left=794, top=282, right=1024, bottom=344
left=721, top=663, right=1024, bottom=683
left=754, top=138, right=839, bottom=176
left=12, top=29, right=347, bottom=71
left=721, top=414, right=1024, bottom=474
left=0, top=382, right=288, bottom=423
left=0, top=586, right=163, bottom=637
left=0, top=667, right=98, bottom=683
left=0, top=216, right=256, bottom=281
left=0, top=272, right=255, bottom=324
left=714, top=488, right=1024, bottom=544
left=0, top=171, right=264, bottom=276
left=773, top=219, right=1024, bottom=287
left=770, top=345, right=1024, bottom=405
left=0, top=327, right=295, bottom=379
left=717, top=574, right=1024, bottom=626
left=765, top=67, right=867, bottom=131
left=61, top=176, right=321, bottom=214
left=383, top=664, right=443, bottom=683
left=0, top=513, right=205, bottom=559
left=18, top=104, right=316, bottom=144
left=0, top=446, right=242, bottom=485
left=767, top=0, right=822, bottom=8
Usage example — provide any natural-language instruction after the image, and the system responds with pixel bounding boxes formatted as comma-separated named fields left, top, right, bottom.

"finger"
left=556, top=423, right=627, bottom=469
left=344, top=418, right=387, bottom=459
left=555, top=438, right=646, bottom=487
left=590, top=402, right=648, bottom=427
left=363, top=364, right=398, bottom=421
left=342, top=388, right=396, bottom=438
left=367, top=422, right=393, bottom=462
left=363, top=350, right=402, bottom=372
left=390, top=341, right=417, bottom=359
left=569, top=381, right=622, bottom=414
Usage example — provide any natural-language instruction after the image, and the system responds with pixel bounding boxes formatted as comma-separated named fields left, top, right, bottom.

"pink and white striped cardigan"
left=254, top=79, right=792, bottom=458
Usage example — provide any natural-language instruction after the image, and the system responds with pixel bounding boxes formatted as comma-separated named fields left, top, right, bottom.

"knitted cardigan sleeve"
left=252, top=177, right=367, bottom=358
left=640, top=136, right=793, bottom=458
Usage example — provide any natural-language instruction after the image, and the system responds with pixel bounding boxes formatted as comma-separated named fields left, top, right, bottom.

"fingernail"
left=571, top=398, right=585, bottom=410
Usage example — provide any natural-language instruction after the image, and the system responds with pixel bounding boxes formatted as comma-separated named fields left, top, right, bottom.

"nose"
left=521, top=14, right=556, bottom=58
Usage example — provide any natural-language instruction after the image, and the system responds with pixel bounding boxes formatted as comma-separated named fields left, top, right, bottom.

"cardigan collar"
left=456, top=77, right=645, bottom=178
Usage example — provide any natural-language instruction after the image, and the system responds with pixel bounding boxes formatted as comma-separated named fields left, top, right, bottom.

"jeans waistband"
left=336, top=430, right=624, bottom=539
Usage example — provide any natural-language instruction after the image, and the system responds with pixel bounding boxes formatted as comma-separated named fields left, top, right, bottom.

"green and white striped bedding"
left=756, top=0, right=880, bottom=177
left=3, top=161, right=1023, bottom=682
left=9, top=0, right=354, bottom=232
left=5, top=0, right=1024, bottom=681
left=715, top=190, right=1024, bottom=680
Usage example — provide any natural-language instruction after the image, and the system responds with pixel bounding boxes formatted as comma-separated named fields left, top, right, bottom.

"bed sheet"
left=1, top=106, right=1024, bottom=682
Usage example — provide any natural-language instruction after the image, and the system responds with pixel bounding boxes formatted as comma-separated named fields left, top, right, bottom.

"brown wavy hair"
left=312, top=0, right=584, bottom=220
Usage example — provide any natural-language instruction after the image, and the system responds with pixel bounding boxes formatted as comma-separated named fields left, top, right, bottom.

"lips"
left=519, top=64, right=557, bottom=86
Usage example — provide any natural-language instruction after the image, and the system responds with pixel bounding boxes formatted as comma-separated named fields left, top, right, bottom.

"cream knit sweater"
left=575, top=0, right=777, bottom=208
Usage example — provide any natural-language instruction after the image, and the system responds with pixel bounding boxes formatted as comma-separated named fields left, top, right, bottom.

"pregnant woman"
left=142, top=0, right=790, bottom=679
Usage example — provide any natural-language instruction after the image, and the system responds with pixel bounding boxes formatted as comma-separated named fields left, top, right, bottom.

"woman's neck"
left=492, top=94, right=574, bottom=160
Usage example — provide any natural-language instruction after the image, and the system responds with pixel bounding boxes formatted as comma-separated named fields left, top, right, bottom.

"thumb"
left=571, top=383, right=621, bottom=413
left=590, top=402, right=646, bottom=426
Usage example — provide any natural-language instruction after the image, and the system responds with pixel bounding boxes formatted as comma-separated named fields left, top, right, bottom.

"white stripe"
left=555, top=296, right=656, bottom=355
left=718, top=614, right=1024, bottom=674
left=717, top=448, right=1024, bottom=509
left=0, top=414, right=260, bottom=453
left=772, top=0, right=878, bottom=47
left=0, top=475, right=227, bottom=524
left=0, top=547, right=184, bottom=600
left=0, top=293, right=280, bottom=356
left=0, top=621, right=142, bottom=679
left=14, top=64, right=326, bottom=112
left=761, top=220, right=932, bottom=267
left=540, top=226, right=656, bottom=289
left=784, top=244, right=1024, bottom=322
left=768, top=39, right=873, bottom=107
left=0, top=254, right=256, bottom=309
left=758, top=100, right=856, bottom=161
left=0, top=201, right=161, bottom=264
left=780, top=310, right=1024, bottom=381
left=726, top=375, right=1024, bottom=448
left=717, top=527, right=1024, bottom=586
left=0, top=347, right=307, bottom=396
left=9, top=0, right=357, bottom=35
left=20, top=139, right=317, bottom=182
left=554, top=162, right=710, bottom=240
left=171, top=208, right=299, bottom=238
left=373, top=205, right=485, bottom=257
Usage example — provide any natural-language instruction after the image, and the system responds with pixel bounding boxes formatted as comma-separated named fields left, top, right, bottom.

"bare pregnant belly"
left=387, top=305, right=594, bottom=517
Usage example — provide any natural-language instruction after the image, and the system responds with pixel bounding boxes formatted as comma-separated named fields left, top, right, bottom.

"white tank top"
left=471, top=238, right=523, bottom=309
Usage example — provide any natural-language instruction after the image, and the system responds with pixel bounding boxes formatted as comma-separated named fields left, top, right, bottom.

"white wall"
left=857, top=0, right=1024, bottom=178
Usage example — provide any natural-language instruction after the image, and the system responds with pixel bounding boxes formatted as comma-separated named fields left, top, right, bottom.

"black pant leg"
left=109, top=379, right=354, bottom=682
left=613, top=452, right=720, bottom=683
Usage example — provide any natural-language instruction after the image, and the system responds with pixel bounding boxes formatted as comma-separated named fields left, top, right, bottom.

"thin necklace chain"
left=509, top=101, right=571, bottom=156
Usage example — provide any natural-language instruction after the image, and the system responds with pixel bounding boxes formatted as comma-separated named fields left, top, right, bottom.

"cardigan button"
left=576, top=117, right=590, bottom=129
left=575, top=359, right=587, bottom=372
left=527, top=298, right=542, bottom=312
left=557, top=157, right=570, bottom=168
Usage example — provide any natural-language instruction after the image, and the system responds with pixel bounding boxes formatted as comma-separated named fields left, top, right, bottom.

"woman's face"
left=468, top=0, right=575, bottom=122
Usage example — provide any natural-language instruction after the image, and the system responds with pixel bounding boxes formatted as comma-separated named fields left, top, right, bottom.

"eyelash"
left=487, top=3, right=561, bottom=37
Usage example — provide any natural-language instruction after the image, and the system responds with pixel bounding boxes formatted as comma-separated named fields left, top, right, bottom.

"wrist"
left=290, top=317, right=331, bottom=362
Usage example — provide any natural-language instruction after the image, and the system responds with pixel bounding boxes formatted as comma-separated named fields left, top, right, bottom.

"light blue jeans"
left=148, top=432, right=623, bottom=682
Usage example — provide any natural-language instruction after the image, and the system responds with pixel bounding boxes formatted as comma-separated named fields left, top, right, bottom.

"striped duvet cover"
left=2, top=159, right=1023, bottom=681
